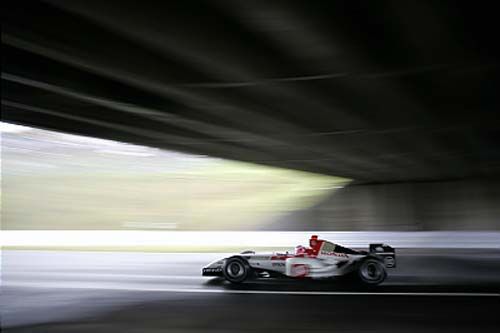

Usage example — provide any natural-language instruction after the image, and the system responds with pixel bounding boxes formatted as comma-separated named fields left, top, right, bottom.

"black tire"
left=357, top=258, right=387, bottom=285
left=223, top=257, right=251, bottom=283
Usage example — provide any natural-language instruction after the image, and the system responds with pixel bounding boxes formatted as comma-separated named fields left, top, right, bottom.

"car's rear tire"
left=223, top=257, right=251, bottom=283
left=357, top=258, right=386, bottom=285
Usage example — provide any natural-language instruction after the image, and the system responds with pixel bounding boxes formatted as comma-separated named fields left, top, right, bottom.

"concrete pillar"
left=270, top=178, right=500, bottom=230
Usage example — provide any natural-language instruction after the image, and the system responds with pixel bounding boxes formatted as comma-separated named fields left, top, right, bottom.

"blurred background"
left=2, top=0, right=500, bottom=332
left=2, top=122, right=499, bottom=250
left=1, top=122, right=344, bottom=232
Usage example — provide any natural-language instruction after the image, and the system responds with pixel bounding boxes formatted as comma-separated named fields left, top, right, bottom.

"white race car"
left=202, top=235, right=396, bottom=285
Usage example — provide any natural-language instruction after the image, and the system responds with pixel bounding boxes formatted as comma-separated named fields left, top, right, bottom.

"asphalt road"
left=1, top=250, right=500, bottom=332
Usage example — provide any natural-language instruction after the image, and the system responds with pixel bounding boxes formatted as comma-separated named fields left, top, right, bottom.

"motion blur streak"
left=3, top=1, right=500, bottom=332
left=1, top=123, right=345, bottom=232
left=6, top=283, right=499, bottom=297
left=2, top=250, right=500, bottom=332
left=2, top=231, right=500, bottom=248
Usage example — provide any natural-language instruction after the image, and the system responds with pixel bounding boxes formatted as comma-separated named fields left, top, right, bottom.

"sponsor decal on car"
left=290, top=264, right=309, bottom=277
left=251, top=256, right=271, bottom=260
left=203, top=267, right=223, bottom=273
left=320, top=251, right=349, bottom=258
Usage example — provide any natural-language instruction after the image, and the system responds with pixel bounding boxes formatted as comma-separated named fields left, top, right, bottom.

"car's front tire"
left=223, top=257, right=251, bottom=283
left=357, top=258, right=387, bottom=285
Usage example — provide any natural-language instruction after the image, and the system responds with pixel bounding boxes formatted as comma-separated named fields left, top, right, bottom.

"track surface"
left=1, top=250, right=500, bottom=332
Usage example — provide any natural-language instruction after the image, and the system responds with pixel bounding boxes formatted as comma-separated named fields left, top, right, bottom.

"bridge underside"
left=2, top=0, right=500, bottom=183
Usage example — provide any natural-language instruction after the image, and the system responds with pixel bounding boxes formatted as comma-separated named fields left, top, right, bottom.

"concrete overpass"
left=3, top=1, right=500, bottom=229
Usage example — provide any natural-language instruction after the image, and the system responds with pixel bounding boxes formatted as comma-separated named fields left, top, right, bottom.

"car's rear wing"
left=369, top=243, right=396, bottom=268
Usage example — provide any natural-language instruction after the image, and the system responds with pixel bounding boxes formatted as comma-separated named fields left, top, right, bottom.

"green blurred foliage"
left=1, top=126, right=347, bottom=230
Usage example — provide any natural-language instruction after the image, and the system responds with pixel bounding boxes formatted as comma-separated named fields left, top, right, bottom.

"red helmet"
left=309, top=235, right=319, bottom=248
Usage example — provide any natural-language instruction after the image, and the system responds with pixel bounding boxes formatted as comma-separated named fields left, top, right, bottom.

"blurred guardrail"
left=1, top=231, right=499, bottom=249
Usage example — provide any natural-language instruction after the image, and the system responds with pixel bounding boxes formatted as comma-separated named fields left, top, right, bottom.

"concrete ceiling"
left=3, top=0, right=500, bottom=182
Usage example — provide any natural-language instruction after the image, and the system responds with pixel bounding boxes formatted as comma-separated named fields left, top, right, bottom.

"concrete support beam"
left=272, top=179, right=500, bottom=230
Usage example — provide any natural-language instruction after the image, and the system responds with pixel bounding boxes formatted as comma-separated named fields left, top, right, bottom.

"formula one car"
left=202, top=235, right=396, bottom=285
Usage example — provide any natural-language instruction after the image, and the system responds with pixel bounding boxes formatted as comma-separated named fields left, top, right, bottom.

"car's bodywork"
left=202, top=238, right=396, bottom=285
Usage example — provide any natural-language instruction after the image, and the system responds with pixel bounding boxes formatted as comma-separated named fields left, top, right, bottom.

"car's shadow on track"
left=203, top=276, right=383, bottom=292
left=203, top=276, right=500, bottom=293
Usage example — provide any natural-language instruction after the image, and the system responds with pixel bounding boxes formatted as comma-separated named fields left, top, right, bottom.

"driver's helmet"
left=309, top=235, right=319, bottom=248
left=295, top=245, right=307, bottom=255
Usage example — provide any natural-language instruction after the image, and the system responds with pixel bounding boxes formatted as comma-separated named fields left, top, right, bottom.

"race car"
left=202, top=235, right=396, bottom=285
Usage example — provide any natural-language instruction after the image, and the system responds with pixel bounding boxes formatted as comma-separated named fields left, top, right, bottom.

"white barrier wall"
left=1, top=231, right=499, bottom=249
